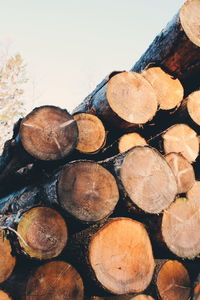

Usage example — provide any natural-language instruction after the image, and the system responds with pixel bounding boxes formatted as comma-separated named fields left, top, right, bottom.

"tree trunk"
left=154, top=260, right=191, bottom=300
left=164, top=152, right=195, bottom=194
left=25, top=261, right=84, bottom=300
left=193, top=274, right=200, bottom=300
left=0, top=230, right=16, bottom=284
left=162, top=124, right=199, bottom=163
left=73, top=72, right=157, bottom=130
left=1, top=206, right=68, bottom=260
left=186, top=180, right=200, bottom=206
left=66, top=217, right=155, bottom=296
left=142, top=67, right=184, bottom=110
left=101, top=146, right=177, bottom=214
left=131, top=0, right=200, bottom=93
left=162, top=197, right=200, bottom=259
left=73, top=113, right=106, bottom=154
left=118, top=133, right=147, bottom=153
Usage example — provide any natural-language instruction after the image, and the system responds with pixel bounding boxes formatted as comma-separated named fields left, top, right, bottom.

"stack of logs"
left=1, top=0, right=200, bottom=299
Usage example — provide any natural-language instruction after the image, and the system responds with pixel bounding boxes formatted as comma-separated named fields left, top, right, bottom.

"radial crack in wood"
left=19, top=106, right=78, bottom=160
left=58, top=161, right=119, bottom=222
left=162, top=197, right=200, bottom=258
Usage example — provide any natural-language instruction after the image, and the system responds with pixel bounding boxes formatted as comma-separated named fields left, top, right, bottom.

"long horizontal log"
left=131, top=0, right=200, bottom=92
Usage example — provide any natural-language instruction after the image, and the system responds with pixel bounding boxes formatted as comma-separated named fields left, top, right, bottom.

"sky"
left=0, top=0, right=186, bottom=113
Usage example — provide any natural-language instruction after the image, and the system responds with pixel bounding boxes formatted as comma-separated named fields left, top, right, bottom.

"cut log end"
left=118, top=133, right=147, bottom=153
left=58, top=161, right=119, bottom=222
left=142, top=67, right=184, bottom=110
left=180, top=0, right=200, bottom=47
left=165, top=152, right=195, bottom=194
left=162, top=124, right=199, bottom=163
left=91, top=295, right=154, bottom=300
left=120, top=146, right=177, bottom=214
left=17, top=207, right=68, bottom=259
left=0, top=291, right=12, bottom=300
left=156, top=260, right=191, bottom=300
left=89, top=218, right=155, bottom=295
left=187, top=90, right=200, bottom=126
left=25, top=261, right=84, bottom=300
left=20, top=106, right=78, bottom=160
left=132, top=296, right=155, bottom=300
left=162, top=197, right=200, bottom=258
left=186, top=180, right=200, bottom=207
left=0, top=230, right=16, bottom=284
left=106, top=72, right=157, bottom=125
left=73, top=113, right=106, bottom=154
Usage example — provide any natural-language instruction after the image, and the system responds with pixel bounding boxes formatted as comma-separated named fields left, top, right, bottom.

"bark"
left=193, top=274, right=200, bottom=300
left=65, top=217, right=155, bottom=296
left=73, top=72, right=157, bottom=130
left=131, top=0, right=200, bottom=93
left=162, top=197, right=200, bottom=259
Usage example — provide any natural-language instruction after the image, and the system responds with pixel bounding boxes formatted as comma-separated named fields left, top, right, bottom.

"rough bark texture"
left=131, top=0, right=200, bottom=93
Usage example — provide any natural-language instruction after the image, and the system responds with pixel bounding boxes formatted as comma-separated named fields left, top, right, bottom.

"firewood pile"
left=1, top=0, right=200, bottom=299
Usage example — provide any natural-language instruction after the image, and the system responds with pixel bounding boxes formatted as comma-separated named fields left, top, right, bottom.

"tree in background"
left=0, top=53, right=28, bottom=153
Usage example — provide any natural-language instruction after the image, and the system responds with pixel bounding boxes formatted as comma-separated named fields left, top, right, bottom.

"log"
left=16, top=206, right=68, bottom=259
left=162, top=197, right=200, bottom=258
left=25, top=261, right=84, bottom=300
left=178, top=90, right=200, bottom=129
left=0, top=290, right=12, bottom=300
left=57, top=161, right=119, bottom=223
left=155, top=260, right=191, bottom=300
left=0, top=230, right=16, bottom=284
left=66, top=217, right=155, bottom=295
left=186, top=180, right=200, bottom=206
left=73, top=72, right=158, bottom=130
left=142, top=67, right=184, bottom=110
left=90, top=295, right=154, bottom=300
left=193, top=274, right=200, bottom=300
left=165, top=152, right=195, bottom=194
left=105, top=146, right=177, bottom=214
left=118, top=133, right=147, bottom=153
left=131, top=0, right=200, bottom=91
left=162, top=124, right=199, bottom=162
left=20, top=105, right=78, bottom=160
left=73, top=113, right=106, bottom=154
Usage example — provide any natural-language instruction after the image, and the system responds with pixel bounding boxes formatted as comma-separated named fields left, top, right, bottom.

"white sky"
left=0, top=0, right=185, bottom=113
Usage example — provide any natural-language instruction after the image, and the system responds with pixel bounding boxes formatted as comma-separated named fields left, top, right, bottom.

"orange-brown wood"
left=25, top=261, right=84, bottom=300
left=118, top=133, right=147, bottom=153
left=165, top=152, right=195, bottom=194
left=73, top=113, right=106, bottom=154
left=186, top=180, right=200, bottom=207
left=20, top=106, right=78, bottom=160
left=0, top=230, right=16, bottom=284
left=156, top=260, right=191, bottom=300
left=17, top=206, right=68, bottom=259
left=91, top=295, right=154, bottom=300
left=107, top=72, right=158, bottom=126
left=120, top=146, right=177, bottom=214
left=142, top=67, right=184, bottom=110
left=58, top=161, right=119, bottom=222
left=162, top=124, right=199, bottom=162
left=162, top=197, right=200, bottom=258
left=0, top=290, right=12, bottom=300
left=89, top=218, right=155, bottom=294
